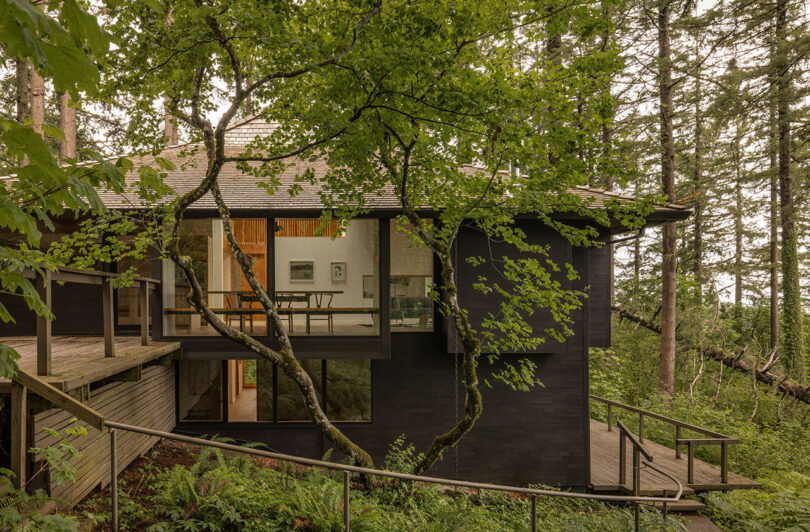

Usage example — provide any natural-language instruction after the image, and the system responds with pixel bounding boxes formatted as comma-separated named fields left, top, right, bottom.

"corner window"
left=162, top=219, right=268, bottom=336
left=390, top=221, right=434, bottom=331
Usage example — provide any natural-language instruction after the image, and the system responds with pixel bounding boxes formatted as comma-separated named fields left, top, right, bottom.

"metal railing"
left=105, top=421, right=682, bottom=532
left=591, top=394, right=738, bottom=484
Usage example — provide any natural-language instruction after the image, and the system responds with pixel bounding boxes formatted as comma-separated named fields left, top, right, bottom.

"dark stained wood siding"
left=0, top=283, right=105, bottom=337
left=178, top=330, right=590, bottom=488
left=450, top=222, right=606, bottom=354
left=31, top=365, right=175, bottom=507
left=587, top=234, right=612, bottom=348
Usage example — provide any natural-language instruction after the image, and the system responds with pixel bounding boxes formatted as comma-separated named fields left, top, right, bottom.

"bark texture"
left=29, top=64, right=45, bottom=137
left=15, top=59, right=30, bottom=123
left=60, top=92, right=77, bottom=159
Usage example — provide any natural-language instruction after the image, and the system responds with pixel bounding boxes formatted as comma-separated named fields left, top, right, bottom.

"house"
left=0, top=119, right=690, bottom=505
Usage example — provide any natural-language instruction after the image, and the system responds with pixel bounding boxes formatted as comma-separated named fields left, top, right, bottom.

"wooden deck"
left=0, top=335, right=181, bottom=394
left=590, top=419, right=761, bottom=494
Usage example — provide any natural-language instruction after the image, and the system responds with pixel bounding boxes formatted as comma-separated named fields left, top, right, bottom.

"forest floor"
left=69, top=438, right=686, bottom=531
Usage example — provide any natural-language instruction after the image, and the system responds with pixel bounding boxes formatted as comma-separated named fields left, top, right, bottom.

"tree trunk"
left=59, top=92, right=77, bottom=159
left=164, top=98, right=179, bottom=145
left=15, top=59, right=30, bottom=124
left=29, top=63, right=45, bottom=138
left=733, top=134, right=743, bottom=306
left=658, top=0, right=677, bottom=394
left=768, top=78, right=779, bottom=352
left=692, top=75, right=703, bottom=297
left=774, top=0, right=805, bottom=382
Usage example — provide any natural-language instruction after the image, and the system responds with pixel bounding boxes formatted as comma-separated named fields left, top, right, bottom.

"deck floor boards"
left=0, top=335, right=180, bottom=393
left=590, top=419, right=760, bottom=494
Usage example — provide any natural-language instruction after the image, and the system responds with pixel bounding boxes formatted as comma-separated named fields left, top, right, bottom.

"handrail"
left=616, top=420, right=652, bottom=461
left=21, top=265, right=161, bottom=286
left=591, top=394, right=737, bottom=485
left=590, top=394, right=735, bottom=441
left=104, top=421, right=682, bottom=532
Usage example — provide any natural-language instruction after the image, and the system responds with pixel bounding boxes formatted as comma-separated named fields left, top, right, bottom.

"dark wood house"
left=0, top=120, right=690, bottom=505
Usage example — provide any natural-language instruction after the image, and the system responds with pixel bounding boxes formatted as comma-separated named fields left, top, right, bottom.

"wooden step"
left=645, top=499, right=706, bottom=513
left=590, top=483, right=695, bottom=496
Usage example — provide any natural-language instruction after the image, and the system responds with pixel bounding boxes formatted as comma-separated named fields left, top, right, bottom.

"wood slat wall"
left=274, top=218, right=342, bottom=238
left=32, top=365, right=175, bottom=507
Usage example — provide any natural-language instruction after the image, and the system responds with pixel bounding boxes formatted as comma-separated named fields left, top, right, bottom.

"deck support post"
left=36, top=270, right=52, bottom=376
left=638, top=413, right=644, bottom=443
left=11, top=381, right=27, bottom=490
left=720, top=441, right=728, bottom=484
left=531, top=495, right=537, bottom=532
left=618, top=431, right=626, bottom=485
left=632, top=446, right=640, bottom=532
left=343, top=470, right=350, bottom=531
left=140, top=281, right=150, bottom=346
left=102, top=279, right=115, bottom=357
left=687, top=441, right=694, bottom=484
left=110, top=429, right=119, bottom=532
left=675, top=426, right=681, bottom=458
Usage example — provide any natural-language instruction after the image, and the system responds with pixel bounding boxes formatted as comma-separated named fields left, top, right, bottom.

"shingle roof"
left=98, top=118, right=689, bottom=222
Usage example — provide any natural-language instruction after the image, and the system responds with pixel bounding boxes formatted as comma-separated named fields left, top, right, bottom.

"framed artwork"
left=331, top=262, right=347, bottom=282
left=362, top=275, right=375, bottom=298
left=289, top=260, right=314, bottom=281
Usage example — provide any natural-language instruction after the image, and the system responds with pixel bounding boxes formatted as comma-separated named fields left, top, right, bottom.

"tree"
left=0, top=0, right=125, bottom=378
left=658, top=0, right=678, bottom=394
left=772, top=0, right=805, bottom=382
left=106, top=0, right=632, bottom=470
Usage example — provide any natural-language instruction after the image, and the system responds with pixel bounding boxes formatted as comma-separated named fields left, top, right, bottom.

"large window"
left=163, top=219, right=268, bottom=336
left=186, top=359, right=372, bottom=423
left=179, top=360, right=223, bottom=421
left=390, top=221, right=434, bottom=331
left=117, top=253, right=154, bottom=326
left=274, top=219, right=379, bottom=336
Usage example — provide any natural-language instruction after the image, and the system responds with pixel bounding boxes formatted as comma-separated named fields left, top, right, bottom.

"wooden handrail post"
left=11, top=382, right=27, bottom=489
left=720, top=441, right=728, bottom=484
left=607, top=404, right=612, bottom=431
left=687, top=441, right=694, bottom=484
left=638, top=413, right=644, bottom=443
left=140, top=281, right=150, bottom=346
left=111, top=429, right=119, bottom=532
left=102, top=279, right=115, bottom=357
left=531, top=495, right=537, bottom=532
left=619, top=431, right=626, bottom=485
left=633, top=446, right=640, bottom=532
left=36, top=270, right=52, bottom=376
left=675, top=426, right=681, bottom=458
left=343, top=470, right=351, bottom=531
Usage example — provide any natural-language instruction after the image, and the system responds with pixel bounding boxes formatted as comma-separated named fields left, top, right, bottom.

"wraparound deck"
left=0, top=335, right=181, bottom=394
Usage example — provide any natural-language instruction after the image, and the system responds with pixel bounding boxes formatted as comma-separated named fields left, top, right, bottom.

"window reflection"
left=179, top=360, right=222, bottom=421
left=390, top=221, right=434, bottom=331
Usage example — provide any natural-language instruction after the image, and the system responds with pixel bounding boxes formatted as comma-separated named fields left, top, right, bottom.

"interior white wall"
left=274, top=219, right=379, bottom=309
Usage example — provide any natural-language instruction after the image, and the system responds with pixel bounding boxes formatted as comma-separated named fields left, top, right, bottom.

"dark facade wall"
left=0, top=283, right=105, bottom=336
left=450, top=222, right=608, bottom=355
left=177, top=329, right=590, bottom=488
left=587, top=235, right=612, bottom=348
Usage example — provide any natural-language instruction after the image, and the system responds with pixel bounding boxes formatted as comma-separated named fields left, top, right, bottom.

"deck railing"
left=21, top=266, right=160, bottom=376
left=591, top=394, right=739, bottom=485
left=10, top=370, right=683, bottom=532
left=105, top=420, right=682, bottom=532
